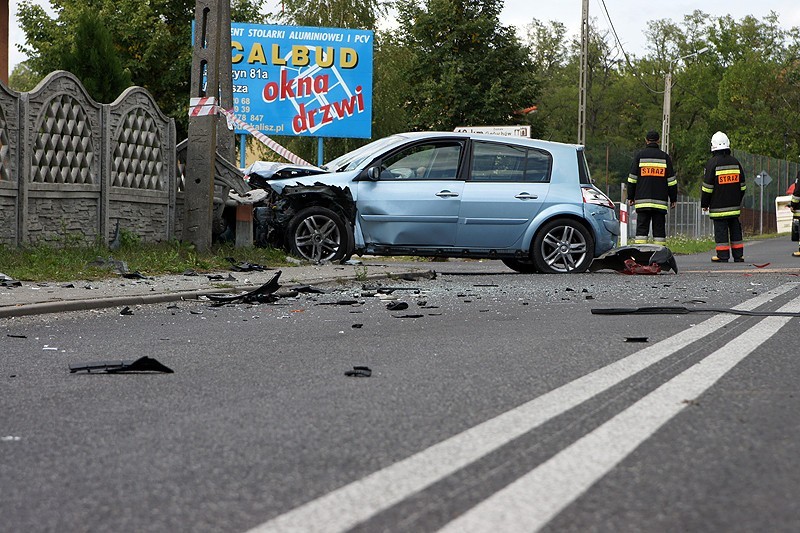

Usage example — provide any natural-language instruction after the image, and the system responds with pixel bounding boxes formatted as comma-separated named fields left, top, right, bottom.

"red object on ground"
left=621, top=258, right=661, bottom=275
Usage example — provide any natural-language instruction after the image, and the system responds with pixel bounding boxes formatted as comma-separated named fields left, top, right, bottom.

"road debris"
left=69, top=356, right=174, bottom=374
left=386, top=301, right=409, bottom=311
left=120, top=306, right=134, bottom=315
left=344, top=366, right=372, bottom=377
left=592, top=306, right=800, bottom=317
left=625, top=337, right=649, bottom=343
left=207, top=271, right=282, bottom=305
left=589, top=245, right=678, bottom=274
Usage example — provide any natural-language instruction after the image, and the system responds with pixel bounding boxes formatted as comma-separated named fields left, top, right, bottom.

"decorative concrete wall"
left=0, top=71, right=177, bottom=247
left=0, top=72, right=251, bottom=248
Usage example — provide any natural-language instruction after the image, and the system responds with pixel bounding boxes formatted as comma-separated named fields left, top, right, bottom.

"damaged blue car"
left=251, top=132, right=619, bottom=273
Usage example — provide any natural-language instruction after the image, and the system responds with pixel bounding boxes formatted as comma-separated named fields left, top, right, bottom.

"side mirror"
left=365, top=166, right=381, bottom=181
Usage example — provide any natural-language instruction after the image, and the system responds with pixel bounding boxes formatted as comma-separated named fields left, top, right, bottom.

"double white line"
left=248, top=283, right=800, bottom=533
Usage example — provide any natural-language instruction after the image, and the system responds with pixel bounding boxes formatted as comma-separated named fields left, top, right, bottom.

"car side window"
left=470, top=142, right=552, bottom=183
left=525, top=149, right=551, bottom=183
left=380, top=142, right=463, bottom=180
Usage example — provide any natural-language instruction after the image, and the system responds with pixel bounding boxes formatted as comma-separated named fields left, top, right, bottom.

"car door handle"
left=436, top=190, right=460, bottom=198
left=515, top=193, right=538, bottom=200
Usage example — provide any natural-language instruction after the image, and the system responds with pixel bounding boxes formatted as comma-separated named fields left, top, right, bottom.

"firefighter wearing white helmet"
left=701, top=131, right=746, bottom=262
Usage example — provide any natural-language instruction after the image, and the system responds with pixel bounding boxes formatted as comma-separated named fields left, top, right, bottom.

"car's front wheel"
left=286, top=206, right=351, bottom=263
left=532, top=218, right=594, bottom=273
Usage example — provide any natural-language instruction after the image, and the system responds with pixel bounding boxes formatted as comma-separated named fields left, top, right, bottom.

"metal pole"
left=577, top=0, right=589, bottom=146
left=760, top=179, right=764, bottom=235
left=661, top=69, right=671, bottom=153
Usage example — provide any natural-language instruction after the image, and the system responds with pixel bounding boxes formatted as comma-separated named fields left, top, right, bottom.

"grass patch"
left=0, top=240, right=290, bottom=282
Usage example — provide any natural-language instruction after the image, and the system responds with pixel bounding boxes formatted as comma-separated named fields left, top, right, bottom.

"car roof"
left=394, top=131, right=583, bottom=151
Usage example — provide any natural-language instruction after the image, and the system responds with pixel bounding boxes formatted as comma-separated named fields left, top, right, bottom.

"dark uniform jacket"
left=790, top=172, right=800, bottom=219
left=701, top=152, right=746, bottom=218
left=627, top=143, right=677, bottom=211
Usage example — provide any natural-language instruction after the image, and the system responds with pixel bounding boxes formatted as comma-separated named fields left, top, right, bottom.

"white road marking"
left=246, top=283, right=798, bottom=533
left=438, top=292, right=800, bottom=532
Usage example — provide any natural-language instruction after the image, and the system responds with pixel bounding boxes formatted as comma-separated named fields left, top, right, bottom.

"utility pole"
left=577, top=0, right=589, bottom=146
left=661, top=47, right=708, bottom=153
left=184, top=1, right=230, bottom=252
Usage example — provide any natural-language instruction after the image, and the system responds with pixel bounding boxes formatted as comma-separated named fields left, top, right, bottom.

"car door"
left=456, top=141, right=552, bottom=249
left=356, top=140, right=466, bottom=246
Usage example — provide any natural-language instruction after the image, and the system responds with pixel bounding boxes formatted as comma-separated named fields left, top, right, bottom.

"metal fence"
left=618, top=194, right=714, bottom=241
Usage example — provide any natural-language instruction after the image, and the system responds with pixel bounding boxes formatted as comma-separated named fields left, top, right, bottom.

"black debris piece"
left=61, top=283, right=75, bottom=288
left=69, top=356, right=174, bottom=374
left=386, top=301, right=409, bottom=311
left=206, top=274, right=226, bottom=281
left=290, top=285, right=327, bottom=294
left=344, top=366, right=372, bottom=377
left=585, top=295, right=595, bottom=300
left=625, top=337, right=649, bottom=343
left=122, top=271, right=148, bottom=280
left=120, top=306, right=134, bottom=316
left=396, top=270, right=436, bottom=281
left=183, top=269, right=199, bottom=276
left=352, top=323, right=364, bottom=329
left=190, top=310, right=203, bottom=315
left=592, top=306, right=800, bottom=317
left=473, top=284, right=499, bottom=288
left=226, top=257, right=270, bottom=272
left=392, top=314, right=424, bottom=319
left=7, top=334, right=27, bottom=338
left=565, top=287, right=575, bottom=292
left=166, top=303, right=179, bottom=309
left=207, top=271, right=282, bottom=304
left=275, top=290, right=300, bottom=298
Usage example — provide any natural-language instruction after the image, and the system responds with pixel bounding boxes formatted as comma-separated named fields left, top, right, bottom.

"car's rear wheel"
left=532, top=218, right=594, bottom=273
left=286, top=206, right=350, bottom=263
left=501, top=258, right=539, bottom=273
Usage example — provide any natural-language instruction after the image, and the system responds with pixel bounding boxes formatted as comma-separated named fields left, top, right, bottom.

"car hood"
left=265, top=171, right=360, bottom=194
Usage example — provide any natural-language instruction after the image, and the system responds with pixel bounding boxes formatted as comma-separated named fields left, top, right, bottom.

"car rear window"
left=470, top=141, right=551, bottom=183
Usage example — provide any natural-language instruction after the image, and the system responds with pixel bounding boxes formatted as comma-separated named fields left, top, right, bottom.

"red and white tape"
left=188, top=97, right=218, bottom=117
left=216, top=107, right=315, bottom=167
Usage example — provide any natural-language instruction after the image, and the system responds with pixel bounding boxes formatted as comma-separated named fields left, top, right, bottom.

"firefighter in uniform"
left=790, top=170, right=800, bottom=257
left=627, top=130, right=677, bottom=244
left=701, top=131, right=746, bottom=262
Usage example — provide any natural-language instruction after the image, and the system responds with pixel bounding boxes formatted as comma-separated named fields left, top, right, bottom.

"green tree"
left=279, top=0, right=386, bottom=29
left=8, top=61, right=41, bottom=92
left=16, top=0, right=266, bottom=137
left=61, top=10, right=132, bottom=103
left=394, top=0, right=539, bottom=131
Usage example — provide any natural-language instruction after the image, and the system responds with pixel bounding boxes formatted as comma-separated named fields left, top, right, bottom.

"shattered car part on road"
left=589, top=245, right=678, bottom=274
left=206, top=271, right=282, bottom=305
left=69, top=356, right=174, bottom=374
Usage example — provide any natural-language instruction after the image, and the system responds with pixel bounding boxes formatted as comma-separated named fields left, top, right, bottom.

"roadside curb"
left=0, top=269, right=436, bottom=319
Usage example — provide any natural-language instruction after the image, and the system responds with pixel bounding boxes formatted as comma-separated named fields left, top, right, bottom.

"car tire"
left=286, top=206, right=351, bottom=263
left=501, top=258, right=539, bottom=273
left=532, top=218, right=595, bottom=274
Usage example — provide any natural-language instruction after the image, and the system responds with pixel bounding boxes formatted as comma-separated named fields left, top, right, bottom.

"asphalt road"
left=3, top=238, right=800, bottom=532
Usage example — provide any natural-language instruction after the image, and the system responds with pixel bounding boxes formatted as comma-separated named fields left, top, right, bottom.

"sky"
left=8, top=0, right=800, bottom=75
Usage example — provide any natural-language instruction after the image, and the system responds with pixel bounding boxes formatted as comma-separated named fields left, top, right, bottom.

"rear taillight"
left=582, top=187, right=614, bottom=208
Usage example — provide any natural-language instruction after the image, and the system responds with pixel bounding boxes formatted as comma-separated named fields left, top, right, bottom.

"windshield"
left=323, top=135, right=408, bottom=172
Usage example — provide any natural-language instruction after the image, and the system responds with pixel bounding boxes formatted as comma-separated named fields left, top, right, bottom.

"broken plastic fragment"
left=69, top=356, right=174, bottom=374
left=207, top=271, right=282, bottom=304
left=625, top=337, right=649, bottom=343
left=120, top=306, right=134, bottom=315
left=386, top=301, right=409, bottom=311
left=344, top=366, right=372, bottom=377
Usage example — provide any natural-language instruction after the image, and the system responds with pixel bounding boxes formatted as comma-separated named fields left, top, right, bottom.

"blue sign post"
left=229, top=23, right=373, bottom=142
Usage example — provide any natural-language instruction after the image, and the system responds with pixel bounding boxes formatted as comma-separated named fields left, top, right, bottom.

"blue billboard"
left=230, top=23, right=373, bottom=139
